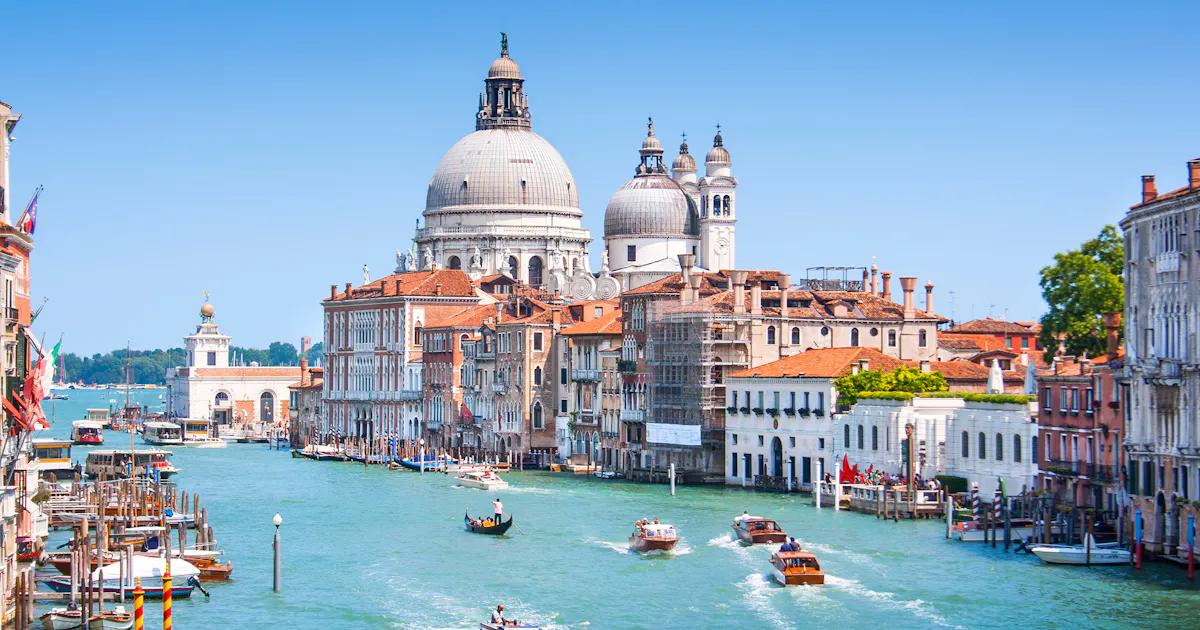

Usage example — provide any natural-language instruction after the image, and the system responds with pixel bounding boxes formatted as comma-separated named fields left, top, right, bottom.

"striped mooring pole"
left=971, top=482, right=980, bottom=522
left=133, top=578, right=144, bottom=630
left=993, top=486, right=1002, bottom=522
left=163, top=564, right=173, bottom=630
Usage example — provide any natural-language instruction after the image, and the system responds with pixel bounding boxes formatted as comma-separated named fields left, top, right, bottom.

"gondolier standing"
left=492, top=498, right=504, bottom=523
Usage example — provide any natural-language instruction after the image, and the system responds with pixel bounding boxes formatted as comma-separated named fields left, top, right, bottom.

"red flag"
left=459, top=402, right=473, bottom=422
left=16, top=187, right=40, bottom=235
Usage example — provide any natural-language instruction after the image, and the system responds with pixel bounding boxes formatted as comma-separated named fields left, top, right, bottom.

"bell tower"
left=476, top=33, right=532, bottom=131
left=699, top=126, right=737, bottom=271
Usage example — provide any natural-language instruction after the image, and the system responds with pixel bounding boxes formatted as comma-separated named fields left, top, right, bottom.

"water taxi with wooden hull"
left=629, top=523, right=678, bottom=553
left=142, top=421, right=184, bottom=445
left=179, top=419, right=223, bottom=447
left=464, top=512, right=514, bottom=535
left=71, top=420, right=105, bottom=445
left=770, top=550, right=825, bottom=585
left=457, top=470, right=509, bottom=490
left=85, top=449, right=179, bottom=480
left=33, top=438, right=75, bottom=482
left=732, top=516, right=787, bottom=545
left=1029, top=535, right=1131, bottom=565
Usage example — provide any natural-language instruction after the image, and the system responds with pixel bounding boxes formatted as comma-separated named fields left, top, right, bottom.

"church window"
left=533, top=402, right=543, bottom=429
left=791, top=327, right=800, bottom=344
left=713, top=196, right=722, bottom=214
left=533, top=332, right=543, bottom=351
left=850, top=328, right=860, bottom=346
left=448, top=256, right=461, bottom=270
left=627, top=245, right=637, bottom=262
left=766, top=326, right=776, bottom=345
left=888, top=330, right=896, bottom=347
left=533, top=367, right=542, bottom=385
left=528, top=256, right=543, bottom=286
left=207, top=351, right=216, bottom=366
left=723, top=195, right=731, bottom=214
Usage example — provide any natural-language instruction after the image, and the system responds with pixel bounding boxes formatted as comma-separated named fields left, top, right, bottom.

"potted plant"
left=798, top=407, right=810, bottom=417
left=752, top=407, right=764, bottom=415
left=766, top=407, right=779, bottom=417
left=726, top=405, right=738, bottom=415
left=783, top=407, right=795, bottom=416
left=739, top=406, right=751, bottom=415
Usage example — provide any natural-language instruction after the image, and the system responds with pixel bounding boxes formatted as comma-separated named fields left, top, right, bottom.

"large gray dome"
left=604, top=174, right=700, bottom=238
left=425, top=129, right=581, bottom=216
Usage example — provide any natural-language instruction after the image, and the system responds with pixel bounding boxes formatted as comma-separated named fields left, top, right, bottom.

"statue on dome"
left=422, top=246, right=434, bottom=270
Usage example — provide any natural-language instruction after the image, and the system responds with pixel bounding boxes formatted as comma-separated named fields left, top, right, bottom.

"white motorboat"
left=40, top=607, right=84, bottom=629
left=1029, top=534, right=1131, bottom=565
left=141, top=421, right=184, bottom=446
left=39, top=605, right=133, bottom=629
left=70, top=420, right=105, bottom=445
left=85, top=449, right=179, bottom=479
left=953, top=518, right=1060, bottom=542
left=457, top=469, right=509, bottom=490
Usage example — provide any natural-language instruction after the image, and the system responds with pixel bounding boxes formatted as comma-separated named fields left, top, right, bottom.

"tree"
left=267, top=342, right=298, bottom=366
left=834, top=366, right=948, bottom=406
left=303, top=342, right=323, bottom=363
left=1038, top=225, right=1124, bottom=363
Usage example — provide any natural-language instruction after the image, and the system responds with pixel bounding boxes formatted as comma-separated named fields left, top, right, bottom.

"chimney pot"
left=1189, top=159, right=1200, bottom=190
left=434, top=282, right=442, bottom=296
left=919, top=360, right=931, bottom=373
left=869, top=264, right=878, bottom=295
left=1142, top=175, right=1157, bottom=203
left=330, top=284, right=337, bottom=300
left=881, top=271, right=892, bottom=300
left=344, top=282, right=352, bottom=296
left=731, top=270, right=748, bottom=314
left=899, top=276, right=917, bottom=319
left=1103, top=312, right=1122, bottom=360
left=924, top=280, right=935, bottom=313
left=751, top=282, right=763, bottom=315
left=779, top=274, right=791, bottom=318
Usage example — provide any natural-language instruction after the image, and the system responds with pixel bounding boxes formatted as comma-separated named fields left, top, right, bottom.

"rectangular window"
left=789, top=436, right=796, bottom=447
left=207, top=351, right=216, bottom=366
left=560, top=368, right=567, bottom=385
left=732, top=434, right=738, bottom=445
left=533, top=332, right=543, bottom=351
left=1085, top=388, right=1094, bottom=412
left=627, top=245, right=637, bottom=262
left=817, top=392, right=825, bottom=411
left=1070, top=388, right=1079, bottom=412
left=789, top=392, right=796, bottom=409
left=731, top=452, right=738, bottom=477
left=804, top=392, right=811, bottom=408
left=560, top=399, right=567, bottom=413
left=773, top=391, right=781, bottom=410
left=758, top=435, right=764, bottom=446
left=757, top=391, right=764, bottom=408
left=1042, top=387, right=1052, bottom=411
left=1006, top=337, right=1013, bottom=349
left=1021, top=337, right=1029, bottom=349
left=818, top=438, right=825, bottom=450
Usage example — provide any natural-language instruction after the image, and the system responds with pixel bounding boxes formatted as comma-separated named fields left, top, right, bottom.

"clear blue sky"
left=6, top=1, right=1199, bottom=356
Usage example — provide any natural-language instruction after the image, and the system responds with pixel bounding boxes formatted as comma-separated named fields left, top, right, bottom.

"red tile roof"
left=425, top=304, right=496, bottom=329
left=947, top=318, right=1038, bottom=335
left=728, top=347, right=908, bottom=379
left=561, top=309, right=623, bottom=336
left=327, top=269, right=477, bottom=301
left=1130, top=183, right=1200, bottom=210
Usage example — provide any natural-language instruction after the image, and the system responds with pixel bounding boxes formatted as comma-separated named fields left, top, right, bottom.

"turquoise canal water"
left=34, top=390, right=1200, bottom=629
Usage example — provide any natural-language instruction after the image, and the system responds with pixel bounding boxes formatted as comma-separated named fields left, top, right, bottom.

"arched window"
left=533, top=366, right=542, bottom=385
left=996, top=433, right=1004, bottom=461
left=887, top=330, right=897, bottom=347
left=260, top=391, right=275, bottom=422
left=791, top=327, right=800, bottom=344
left=528, top=256, right=543, bottom=286
left=713, top=195, right=722, bottom=214
left=871, top=426, right=879, bottom=450
left=447, top=256, right=461, bottom=270
left=766, top=326, right=776, bottom=344
left=918, top=329, right=928, bottom=347
left=850, top=328, right=860, bottom=346
left=723, top=195, right=731, bottom=214
left=978, top=432, right=987, bottom=460
left=214, top=392, right=230, bottom=406
left=1013, top=435, right=1023, bottom=463
left=532, top=402, right=543, bottom=429
left=507, top=256, right=519, bottom=278
left=844, top=424, right=850, bottom=449
left=857, top=425, right=864, bottom=449
left=961, top=431, right=969, bottom=457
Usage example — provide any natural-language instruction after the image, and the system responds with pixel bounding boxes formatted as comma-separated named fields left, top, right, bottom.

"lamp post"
left=272, top=513, right=282, bottom=592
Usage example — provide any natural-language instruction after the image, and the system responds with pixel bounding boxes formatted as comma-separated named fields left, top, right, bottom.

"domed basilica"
left=408, top=36, right=737, bottom=296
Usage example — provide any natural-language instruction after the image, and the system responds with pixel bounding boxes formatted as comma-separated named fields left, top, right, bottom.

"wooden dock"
left=817, top=482, right=945, bottom=519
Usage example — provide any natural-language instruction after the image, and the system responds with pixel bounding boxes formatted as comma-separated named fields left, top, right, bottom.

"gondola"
left=464, top=511, right=513, bottom=535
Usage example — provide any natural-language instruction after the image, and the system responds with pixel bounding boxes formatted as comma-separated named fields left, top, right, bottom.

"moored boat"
left=464, top=511, right=513, bottom=535
left=141, top=421, right=184, bottom=446
left=953, top=518, right=1059, bottom=542
left=71, top=420, right=105, bottom=446
left=85, top=449, right=179, bottom=480
left=41, top=555, right=200, bottom=599
left=399, top=454, right=456, bottom=471
left=732, top=515, right=787, bottom=545
left=39, top=606, right=84, bottom=629
left=33, top=438, right=76, bottom=482
left=16, top=535, right=43, bottom=562
left=629, top=522, right=678, bottom=553
left=770, top=550, right=825, bottom=585
left=88, top=607, right=134, bottom=630
left=1029, top=534, right=1131, bottom=565
left=457, top=469, right=509, bottom=490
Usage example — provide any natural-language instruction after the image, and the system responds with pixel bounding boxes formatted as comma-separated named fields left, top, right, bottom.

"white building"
left=166, top=302, right=299, bottom=424
left=838, top=396, right=1038, bottom=497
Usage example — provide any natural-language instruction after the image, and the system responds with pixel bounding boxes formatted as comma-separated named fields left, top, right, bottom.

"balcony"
left=492, top=383, right=509, bottom=394
left=1043, top=460, right=1116, bottom=482
left=397, top=389, right=422, bottom=401
left=572, top=368, right=602, bottom=382
left=620, top=409, right=645, bottom=422
left=1156, top=251, right=1180, bottom=273
left=617, top=360, right=638, bottom=375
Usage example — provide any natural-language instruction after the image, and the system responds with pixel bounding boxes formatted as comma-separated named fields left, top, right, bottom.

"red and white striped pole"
left=971, top=482, right=980, bottom=522
left=993, top=486, right=1002, bottom=522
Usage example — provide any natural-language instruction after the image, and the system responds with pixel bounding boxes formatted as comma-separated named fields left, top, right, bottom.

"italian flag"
left=39, top=338, right=60, bottom=395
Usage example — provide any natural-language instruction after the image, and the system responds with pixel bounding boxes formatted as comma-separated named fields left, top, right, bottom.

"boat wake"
left=586, top=538, right=632, bottom=555
left=795, top=538, right=875, bottom=566
left=503, top=486, right=552, bottom=495
left=737, top=572, right=794, bottom=630
left=824, top=575, right=956, bottom=628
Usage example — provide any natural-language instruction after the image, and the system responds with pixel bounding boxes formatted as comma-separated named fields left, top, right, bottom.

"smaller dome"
left=706, top=128, right=731, bottom=164
left=488, top=55, right=521, bottom=79
left=604, top=175, right=700, bottom=238
left=641, top=133, right=663, bottom=154
left=672, top=139, right=696, bottom=171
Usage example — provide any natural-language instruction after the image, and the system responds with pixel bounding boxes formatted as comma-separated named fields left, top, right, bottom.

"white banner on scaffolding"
left=646, top=422, right=701, bottom=446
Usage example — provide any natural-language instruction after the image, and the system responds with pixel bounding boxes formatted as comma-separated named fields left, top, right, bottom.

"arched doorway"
left=771, top=436, right=784, bottom=478
left=1154, top=491, right=1167, bottom=550
left=1167, top=494, right=1181, bottom=552
left=528, top=256, right=543, bottom=286
left=260, top=391, right=275, bottom=422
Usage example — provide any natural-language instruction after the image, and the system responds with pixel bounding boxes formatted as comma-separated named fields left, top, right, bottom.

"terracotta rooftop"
left=1130, top=181, right=1200, bottom=210
left=728, top=347, right=908, bottom=379
left=946, top=318, right=1038, bottom=335
left=425, top=304, right=496, bottom=329
left=561, top=309, right=622, bottom=336
left=327, top=269, right=477, bottom=301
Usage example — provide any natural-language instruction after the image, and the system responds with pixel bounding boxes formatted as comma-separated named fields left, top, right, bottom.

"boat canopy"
left=73, top=420, right=105, bottom=429
left=94, top=555, right=199, bottom=581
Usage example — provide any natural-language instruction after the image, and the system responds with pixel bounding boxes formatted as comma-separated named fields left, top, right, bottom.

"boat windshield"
left=36, top=446, right=69, bottom=459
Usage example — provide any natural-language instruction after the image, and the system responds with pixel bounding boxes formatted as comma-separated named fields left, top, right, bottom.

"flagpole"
left=14, top=185, right=41, bottom=230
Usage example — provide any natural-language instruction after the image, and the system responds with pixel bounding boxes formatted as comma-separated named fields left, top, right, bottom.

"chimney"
left=750, top=282, right=763, bottom=315
left=688, top=275, right=703, bottom=304
left=300, top=358, right=310, bottom=386
left=869, top=264, right=878, bottom=295
left=1189, top=159, right=1200, bottom=189
left=1103, top=312, right=1122, bottom=360
left=434, top=282, right=442, bottom=296
left=731, top=271, right=748, bottom=314
left=552, top=309, right=561, bottom=329
left=919, top=360, right=931, bottom=373
left=924, top=280, right=935, bottom=313
left=1142, top=175, right=1157, bottom=203
left=899, top=276, right=917, bottom=319
left=779, top=274, right=791, bottom=318
left=859, top=359, right=870, bottom=372
left=851, top=363, right=860, bottom=375
left=677, top=253, right=695, bottom=285
left=495, top=302, right=503, bottom=323
left=344, top=282, right=352, bottom=297
left=330, top=284, right=337, bottom=300
left=880, top=271, right=892, bottom=300
left=861, top=268, right=869, bottom=291
left=679, top=280, right=691, bottom=306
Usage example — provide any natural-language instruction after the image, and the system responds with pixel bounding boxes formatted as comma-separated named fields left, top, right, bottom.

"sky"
left=5, top=1, right=1199, bottom=356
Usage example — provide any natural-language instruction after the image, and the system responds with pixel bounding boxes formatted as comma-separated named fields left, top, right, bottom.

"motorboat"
left=629, top=522, right=678, bottom=553
left=457, top=469, right=509, bottom=490
left=39, top=607, right=84, bottom=629
left=1029, top=534, right=1131, bottom=565
left=594, top=470, right=622, bottom=479
left=85, top=449, right=179, bottom=480
left=770, top=550, right=825, bottom=585
left=32, top=438, right=75, bottom=482
left=88, top=607, right=134, bottom=630
left=180, top=419, right=225, bottom=447
left=71, top=420, right=105, bottom=446
left=481, top=624, right=539, bottom=630
left=464, top=511, right=514, bottom=535
left=41, top=555, right=200, bottom=600
left=141, top=421, right=184, bottom=446
left=732, top=515, right=787, bottom=545
left=292, top=444, right=345, bottom=461
left=953, top=518, right=1059, bottom=542
left=16, top=535, right=43, bottom=562
left=399, top=454, right=456, bottom=471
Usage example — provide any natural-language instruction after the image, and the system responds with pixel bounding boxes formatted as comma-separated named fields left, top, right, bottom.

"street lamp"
left=272, top=513, right=282, bottom=592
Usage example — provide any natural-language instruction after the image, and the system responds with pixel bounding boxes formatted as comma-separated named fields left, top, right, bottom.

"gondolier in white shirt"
left=492, top=498, right=504, bottom=524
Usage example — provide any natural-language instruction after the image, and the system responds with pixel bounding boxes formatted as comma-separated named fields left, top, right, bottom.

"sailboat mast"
left=124, top=342, right=131, bottom=412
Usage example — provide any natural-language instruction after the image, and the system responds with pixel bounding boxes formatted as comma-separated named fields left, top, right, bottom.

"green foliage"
left=60, top=342, right=302, bottom=384
left=304, top=342, right=324, bottom=363
left=1038, top=225, right=1124, bottom=363
left=915, top=392, right=1036, bottom=405
left=857, top=391, right=914, bottom=401
left=835, top=366, right=947, bottom=405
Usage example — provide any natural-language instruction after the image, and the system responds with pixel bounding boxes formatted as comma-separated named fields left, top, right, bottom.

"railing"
left=491, top=383, right=509, bottom=394
left=572, top=369, right=601, bottom=382
left=620, top=409, right=645, bottom=422
left=1044, top=460, right=1116, bottom=481
left=752, top=475, right=808, bottom=492
left=397, top=390, right=422, bottom=401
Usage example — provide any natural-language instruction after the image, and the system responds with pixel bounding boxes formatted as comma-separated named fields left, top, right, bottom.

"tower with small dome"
left=698, top=126, right=737, bottom=273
